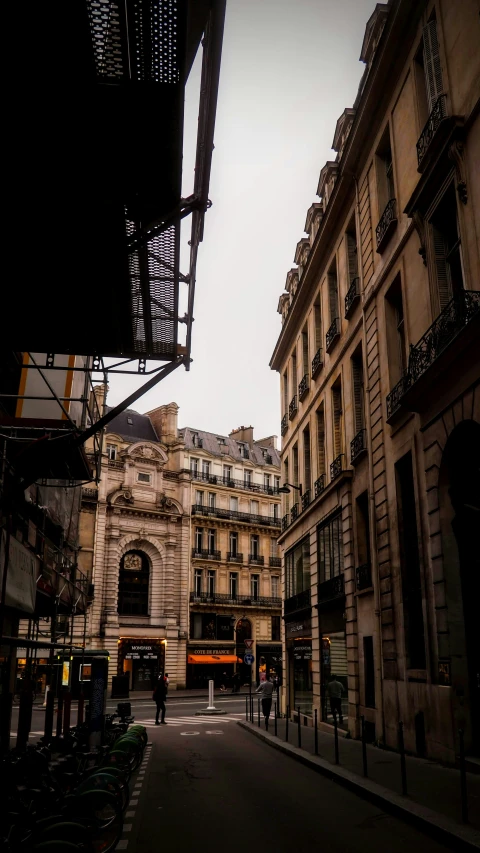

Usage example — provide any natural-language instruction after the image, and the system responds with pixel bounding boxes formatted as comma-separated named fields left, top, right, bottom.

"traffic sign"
left=244, top=653, right=254, bottom=665
left=244, top=639, right=254, bottom=649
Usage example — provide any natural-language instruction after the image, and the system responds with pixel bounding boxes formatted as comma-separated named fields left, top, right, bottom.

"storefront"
left=117, top=638, right=166, bottom=691
left=186, top=645, right=241, bottom=688
left=317, top=605, right=347, bottom=729
left=285, top=617, right=312, bottom=716
left=256, top=645, right=282, bottom=685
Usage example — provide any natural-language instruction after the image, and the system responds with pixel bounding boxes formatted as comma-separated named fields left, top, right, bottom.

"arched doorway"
left=118, top=550, right=150, bottom=616
left=439, top=420, right=480, bottom=755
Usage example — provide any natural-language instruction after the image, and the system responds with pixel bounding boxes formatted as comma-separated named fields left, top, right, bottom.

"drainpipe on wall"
left=352, top=172, right=386, bottom=747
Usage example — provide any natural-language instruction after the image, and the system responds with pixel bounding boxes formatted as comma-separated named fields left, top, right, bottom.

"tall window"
left=202, top=460, right=211, bottom=476
left=351, top=350, right=365, bottom=435
left=118, top=551, right=149, bottom=615
left=271, top=615, right=281, bottom=641
left=270, top=538, right=278, bottom=557
left=377, top=127, right=395, bottom=211
left=250, top=499, right=259, bottom=515
left=190, top=458, right=199, bottom=475
left=346, top=221, right=358, bottom=284
left=251, top=574, right=260, bottom=599
left=395, top=452, right=425, bottom=668
left=356, top=491, right=371, bottom=567
left=302, top=326, right=309, bottom=378
left=317, top=513, right=344, bottom=583
left=194, top=569, right=203, bottom=596
left=230, top=572, right=238, bottom=598
left=207, top=570, right=216, bottom=596
left=303, top=426, right=311, bottom=492
left=195, top=527, right=203, bottom=551
left=223, top=464, right=233, bottom=482
left=271, top=576, right=280, bottom=598
left=229, top=531, right=238, bottom=556
left=270, top=503, right=279, bottom=520
left=292, top=444, right=299, bottom=487
left=208, top=492, right=216, bottom=508
left=106, top=443, right=117, bottom=461
left=314, top=296, right=322, bottom=354
left=230, top=495, right=238, bottom=512
left=264, top=473, right=271, bottom=490
left=207, top=529, right=216, bottom=553
left=274, top=475, right=280, bottom=493
left=328, top=259, right=339, bottom=323
left=195, top=490, right=204, bottom=506
left=291, top=349, right=297, bottom=399
left=285, top=536, right=310, bottom=599
left=430, top=184, right=464, bottom=310
left=284, top=459, right=289, bottom=511
left=332, top=381, right=344, bottom=459
left=283, top=371, right=288, bottom=414
left=316, top=405, right=326, bottom=479
left=244, top=470, right=252, bottom=487
left=250, top=535, right=259, bottom=558
left=385, top=277, right=407, bottom=381
left=422, top=17, right=444, bottom=113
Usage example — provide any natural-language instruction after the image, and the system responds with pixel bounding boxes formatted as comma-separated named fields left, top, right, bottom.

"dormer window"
left=106, top=444, right=117, bottom=461
left=127, top=416, right=133, bottom=425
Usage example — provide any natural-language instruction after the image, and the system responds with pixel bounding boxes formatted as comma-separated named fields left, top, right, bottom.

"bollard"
left=56, top=690, right=64, bottom=738
left=398, top=721, right=407, bottom=795
left=78, top=692, right=85, bottom=726
left=297, top=706, right=302, bottom=749
left=286, top=706, right=289, bottom=743
left=63, top=691, right=72, bottom=737
left=245, top=696, right=248, bottom=722
left=361, top=715, right=368, bottom=777
left=44, top=687, right=55, bottom=741
left=257, top=698, right=261, bottom=728
left=274, top=703, right=277, bottom=736
left=334, top=713, right=339, bottom=765
left=314, top=708, right=318, bottom=755
left=459, top=729, right=469, bottom=824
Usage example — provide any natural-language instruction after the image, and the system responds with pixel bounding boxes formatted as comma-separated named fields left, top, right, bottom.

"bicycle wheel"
left=76, top=772, right=125, bottom=813
left=75, top=791, right=122, bottom=853
left=34, top=820, right=94, bottom=853
left=113, top=738, right=142, bottom=770
left=101, top=749, right=132, bottom=777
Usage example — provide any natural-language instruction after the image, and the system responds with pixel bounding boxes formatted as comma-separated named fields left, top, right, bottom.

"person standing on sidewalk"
left=326, top=675, right=344, bottom=724
left=153, top=672, right=168, bottom=725
left=255, top=676, right=274, bottom=729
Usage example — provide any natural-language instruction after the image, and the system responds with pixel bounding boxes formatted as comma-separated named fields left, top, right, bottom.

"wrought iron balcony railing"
left=314, top=474, right=326, bottom=498
left=375, top=198, right=397, bottom=252
left=82, top=488, right=98, bottom=499
left=356, top=563, right=372, bottom=591
left=350, top=428, right=367, bottom=464
left=190, top=592, right=281, bottom=608
left=191, top=548, right=221, bottom=560
left=386, top=373, right=412, bottom=419
left=317, top=573, right=344, bottom=603
left=108, top=459, right=125, bottom=469
left=301, top=490, right=311, bottom=511
left=298, top=374, right=309, bottom=401
left=227, top=552, right=243, bottom=563
left=284, top=588, right=311, bottom=615
left=281, top=414, right=288, bottom=436
left=269, top=556, right=282, bottom=567
left=291, top=503, right=299, bottom=523
left=189, top=470, right=280, bottom=495
left=416, top=94, right=447, bottom=167
left=330, top=454, right=343, bottom=481
left=326, top=317, right=340, bottom=353
left=311, top=347, right=323, bottom=379
left=249, top=554, right=265, bottom=566
left=289, top=395, right=298, bottom=420
left=345, top=277, right=360, bottom=318
left=192, top=504, right=281, bottom=528
left=282, top=513, right=289, bottom=532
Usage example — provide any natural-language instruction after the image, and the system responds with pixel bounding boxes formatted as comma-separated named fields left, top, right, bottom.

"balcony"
left=281, top=414, right=288, bottom=436
left=192, top=504, right=281, bottom=528
left=356, top=563, right=372, bottom=591
left=82, top=487, right=98, bottom=500
left=301, top=489, right=311, bottom=511
left=326, top=318, right=340, bottom=353
left=249, top=554, right=265, bottom=566
left=281, top=514, right=289, bottom=532
left=189, top=470, right=280, bottom=496
left=284, top=588, right=311, bottom=616
left=350, top=428, right=367, bottom=465
left=317, top=573, right=345, bottom=605
left=298, top=374, right=309, bottom=401
left=227, top=552, right=243, bottom=563
left=289, top=395, right=298, bottom=420
left=269, top=556, right=282, bottom=568
left=291, top=503, right=299, bottom=523
left=375, top=198, right=397, bottom=253
left=386, top=291, right=480, bottom=420
left=345, top=277, right=360, bottom=318
left=191, top=548, right=221, bottom=560
left=330, top=454, right=344, bottom=481
left=108, top=459, right=125, bottom=470
left=416, top=94, right=447, bottom=168
left=314, top=474, right=326, bottom=498
left=190, top=592, right=281, bottom=608
left=311, top=347, right=323, bottom=378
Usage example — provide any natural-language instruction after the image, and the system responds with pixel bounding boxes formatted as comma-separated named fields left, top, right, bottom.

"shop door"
left=133, top=660, right=156, bottom=691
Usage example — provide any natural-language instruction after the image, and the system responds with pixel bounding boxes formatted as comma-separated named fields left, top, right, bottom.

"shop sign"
left=294, top=644, right=312, bottom=660
left=286, top=618, right=311, bottom=639
left=191, top=648, right=231, bottom=656
left=0, top=532, right=37, bottom=614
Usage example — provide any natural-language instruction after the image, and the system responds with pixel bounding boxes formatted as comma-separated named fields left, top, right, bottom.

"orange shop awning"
left=188, top=655, right=242, bottom=664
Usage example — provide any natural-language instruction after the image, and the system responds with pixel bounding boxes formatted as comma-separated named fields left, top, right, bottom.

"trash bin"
left=111, top=675, right=130, bottom=699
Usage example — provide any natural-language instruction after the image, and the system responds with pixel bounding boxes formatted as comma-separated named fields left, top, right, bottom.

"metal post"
left=207, top=679, right=215, bottom=711
left=250, top=693, right=253, bottom=723
left=257, top=698, right=261, bottom=728
left=286, top=706, right=289, bottom=742
left=274, top=703, right=277, bottom=736
left=398, top=721, right=407, bottom=795
left=245, top=696, right=248, bottom=721
left=334, top=713, right=339, bottom=764
left=297, top=706, right=301, bottom=748
left=314, top=708, right=318, bottom=755
left=361, top=715, right=368, bottom=777
left=459, top=728, right=469, bottom=824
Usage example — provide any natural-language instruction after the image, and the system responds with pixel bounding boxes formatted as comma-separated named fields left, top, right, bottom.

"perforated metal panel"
left=86, top=0, right=127, bottom=80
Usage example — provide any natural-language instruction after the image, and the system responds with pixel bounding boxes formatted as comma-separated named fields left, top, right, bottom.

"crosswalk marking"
left=138, top=715, right=242, bottom=727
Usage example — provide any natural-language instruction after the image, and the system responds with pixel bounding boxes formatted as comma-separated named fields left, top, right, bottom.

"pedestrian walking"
left=255, top=676, right=274, bottom=729
left=153, top=672, right=168, bottom=725
left=326, top=674, right=344, bottom=724
left=231, top=672, right=241, bottom=694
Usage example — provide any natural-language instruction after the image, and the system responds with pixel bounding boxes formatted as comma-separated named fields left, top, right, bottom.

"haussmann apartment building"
left=270, top=0, right=479, bottom=763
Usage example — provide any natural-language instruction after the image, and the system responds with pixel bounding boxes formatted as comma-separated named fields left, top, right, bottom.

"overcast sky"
left=105, top=0, right=378, bottom=442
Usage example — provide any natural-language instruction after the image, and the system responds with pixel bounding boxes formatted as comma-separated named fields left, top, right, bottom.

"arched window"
left=118, top=550, right=149, bottom=615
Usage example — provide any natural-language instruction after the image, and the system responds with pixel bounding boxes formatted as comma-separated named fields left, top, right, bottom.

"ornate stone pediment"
left=126, top=442, right=168, bottom=466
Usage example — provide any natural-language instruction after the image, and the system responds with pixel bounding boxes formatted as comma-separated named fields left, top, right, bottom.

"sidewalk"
left=239, top=716, right=480, bottom=850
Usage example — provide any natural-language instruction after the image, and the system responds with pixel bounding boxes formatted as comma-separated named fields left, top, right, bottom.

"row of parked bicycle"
left=1, top=706, right=147, bottom=852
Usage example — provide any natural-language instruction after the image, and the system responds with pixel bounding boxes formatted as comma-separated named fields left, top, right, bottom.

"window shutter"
left=317, top=408, right=325, bottom=475
left=333, top=386, right=343, bottom=457
left=328, top=272, right=338, bottom=321
left=423, top=19, right=443, bottom=111
left=432, top=224, right=452, bottom=310
left=352, top=359, right=364, bottom=433
left=314, top=302, right=322, bottom=350
left=347, top=233, right=358, bottom=283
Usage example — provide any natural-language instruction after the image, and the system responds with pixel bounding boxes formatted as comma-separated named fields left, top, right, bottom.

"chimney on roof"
left=146, top=402, right=179, bottom=444
left=229, top=425, right=254, bottom=445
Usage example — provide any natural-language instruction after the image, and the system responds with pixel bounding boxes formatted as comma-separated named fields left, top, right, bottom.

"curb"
left=238, top=721, right=480, bottom=852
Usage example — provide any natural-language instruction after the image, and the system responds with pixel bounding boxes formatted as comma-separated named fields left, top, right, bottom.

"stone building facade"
left=271, top=0, right=479, bottom=762
left=181, top=426, right=282, bottom=688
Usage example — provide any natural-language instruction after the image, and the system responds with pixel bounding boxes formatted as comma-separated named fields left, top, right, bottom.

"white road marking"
left=124, top=824, right=133, bottom=832
left=116, top=841, right=128, bottom=850
left=180, top=731, right=200, bottom=736
left=206, top=731, right=224, bottom=735
left=130, top=799, right=139, bottom=805
left=126, top=811, right=136, bottom=818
